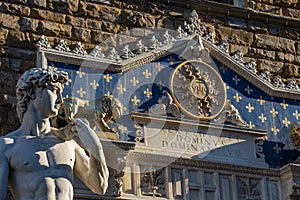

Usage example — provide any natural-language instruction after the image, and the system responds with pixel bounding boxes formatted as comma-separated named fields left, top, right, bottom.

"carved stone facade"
left=3, top=1, right=300, bottom=200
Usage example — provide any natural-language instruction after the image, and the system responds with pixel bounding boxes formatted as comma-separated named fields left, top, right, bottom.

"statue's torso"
left=4, top=134, right=76, bottom=200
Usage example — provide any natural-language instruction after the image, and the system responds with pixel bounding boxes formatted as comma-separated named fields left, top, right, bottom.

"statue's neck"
left=19, top=105, right=51, bottom=137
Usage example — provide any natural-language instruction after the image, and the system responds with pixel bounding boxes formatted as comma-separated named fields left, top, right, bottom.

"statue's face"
left=33, top=83, right=63, bottom=118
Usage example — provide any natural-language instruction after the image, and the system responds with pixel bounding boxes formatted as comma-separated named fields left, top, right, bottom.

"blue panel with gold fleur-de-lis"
left=48, top=53, right=300, bottom=167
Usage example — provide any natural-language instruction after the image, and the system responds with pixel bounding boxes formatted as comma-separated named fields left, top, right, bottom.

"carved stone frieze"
left=141, top=168, right=165, bottom=197
left=255, top=139, right=265, bottom=159
left=237, top=177, right=262, bottom=200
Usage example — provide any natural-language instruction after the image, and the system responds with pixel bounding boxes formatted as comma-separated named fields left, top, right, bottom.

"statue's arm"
left=0, top=140, right=9, bottom=200
left=72, top=119, right=109, bottom=195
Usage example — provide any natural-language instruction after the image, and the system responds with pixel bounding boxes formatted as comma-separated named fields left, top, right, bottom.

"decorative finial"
left=107, top=48, right=121, bottom=61
left=244, top=60, right=257, bottom=74
left=35, top=35, right=51, bottom=49
left=89, top=45, right=105, bottom=58
left=55, top=40, right=71, bottom=52
left=121, top=45, right=135, bottom=59
left=73, top=42, right=87, bottom=56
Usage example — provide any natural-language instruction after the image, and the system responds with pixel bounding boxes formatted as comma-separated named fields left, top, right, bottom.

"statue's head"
left=16, top=68, right=68, bottom=122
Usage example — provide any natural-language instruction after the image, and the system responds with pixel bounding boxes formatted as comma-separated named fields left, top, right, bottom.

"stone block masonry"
left=1, top=0, right=300, bottom=135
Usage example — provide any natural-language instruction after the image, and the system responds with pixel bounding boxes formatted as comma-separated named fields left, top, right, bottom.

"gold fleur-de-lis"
left=270, top=108, right=278, bottom=117
left=117, top=84, right=126, bottom=94
left=220, top=64, right=227, bottom=73
left=130, top=76, right=139, bottom=86
left=293, top=110, right=300, bottom=120
left=77, top=87, right=86, bottom=98
left=118, top=124, right=128, bottom=134
left=143, top=69, right=152, bottom=79
left=271, top=125, right=279, bottom=135
left=233, top=92, right=242, bottom=103
left=246, top=103, right=254, bottom=113
left=76, top=70, right=85, bottom=78
left=232, top=75, right=240, bottom=85
left=65, top=78, right=72, bottom=86
left=257, top=96, right=265, bottom=106
left=131, top=95, right=140, bottom=106
left=259, top=113, right=267, bottom=123
left=280, top=100, right=288, bottom=110
left=282, top=117, right=290, bottom=127
left=103, top=74, right=113, bottom=82
left=90, top=80, right=99, bottom=90
left=273, top=143, right=281, bottom=154
left=144, top=88, right=152, bottom=98
left=245, top=85, right=253, bottom=95
left=156, top=62, right=164, bottom=72
left=248, top=121, right=255, bottom=129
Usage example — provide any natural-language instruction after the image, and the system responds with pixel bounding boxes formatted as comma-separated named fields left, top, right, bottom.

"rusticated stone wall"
left=1, top=0, right=300, bottom=135
left=250, top=0, right=300, bottom=18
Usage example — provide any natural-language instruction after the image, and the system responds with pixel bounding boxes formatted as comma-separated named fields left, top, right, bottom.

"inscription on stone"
left=146, top=128, right=245, bottom=158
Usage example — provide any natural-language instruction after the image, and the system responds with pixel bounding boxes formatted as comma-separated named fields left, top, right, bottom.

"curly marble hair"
left=16, top=68, right=68, bottom=122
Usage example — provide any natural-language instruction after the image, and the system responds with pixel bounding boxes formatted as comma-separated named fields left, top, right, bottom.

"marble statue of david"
left=0, top=68, right=109, bottom=200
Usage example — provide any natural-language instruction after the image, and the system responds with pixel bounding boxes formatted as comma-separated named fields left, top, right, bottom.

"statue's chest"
left=8, top=137, right=75, bottom=172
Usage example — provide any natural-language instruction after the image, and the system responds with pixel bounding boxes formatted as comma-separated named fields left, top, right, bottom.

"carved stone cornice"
left=126, top=152, right=279, bottom=177
left=202, top=38, right=300, bottom=100
left=130, top=112, right=267, bottom=137
left=101, top=140, right=136, bottom=151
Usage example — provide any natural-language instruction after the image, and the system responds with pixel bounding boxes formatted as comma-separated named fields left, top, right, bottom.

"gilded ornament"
left=170, top=60, right=226, bottom=120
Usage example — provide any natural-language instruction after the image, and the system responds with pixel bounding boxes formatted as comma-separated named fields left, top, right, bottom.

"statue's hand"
left=51, top=121, right=77, bottom=141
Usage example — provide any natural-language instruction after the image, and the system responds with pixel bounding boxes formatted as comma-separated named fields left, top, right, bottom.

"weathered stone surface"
left=86, top=19, right=102, bottom=30
left=0, top=3, right=30, bottom=16
left=248, top=21, right=269, bottom=34
left=79, top=1, right=101, bottom=19
left=0, top=13, right=20, bottom=30
left=254, top=34, right=296, bottom=54
left=279, top=28, right=300, bottom=40
left=37, top=21, right=72, bottom=38
left=255, top=3, right=282, bottom=15
left=66, top=16, right=86, bottom=28
left=19, top=17, right=38, bottom=32
left=257, top=59, right=284, bottom=73
left=51, top=0, right=79, bottom=14
left=1, top=57, right=10, bottom=70
left=286, top=8, right=300, bottom=18
left=248, top=48, right=276, bottom=60
left=101, top=22, right=120, bottom=33
left=28, top=0, right=46, bottom=8
left=0, top=28, right=8, bottom=45
left=72, top=28, right=91, bottom=43
left=31, top=9, right=66, bottom=24
left=91, top=31, right=113, bottom=45
left=99, top=5, right=121, bottom=23
left=2, top=47, right=35, bottom=61
left=215, top=27, right=253, bottom=46
left=274, top=0, right=298, bottom=7
left=6, top=31, right=30, bottom=49
left=276, top=52, right=294, bottom=63
left=124, top=10, right=155, bottom=27
left=284, top=63, right=300, bottom=77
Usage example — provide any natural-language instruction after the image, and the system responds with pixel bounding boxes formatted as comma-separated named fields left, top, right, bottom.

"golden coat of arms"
left=170, top=60, right=226, bottom=120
